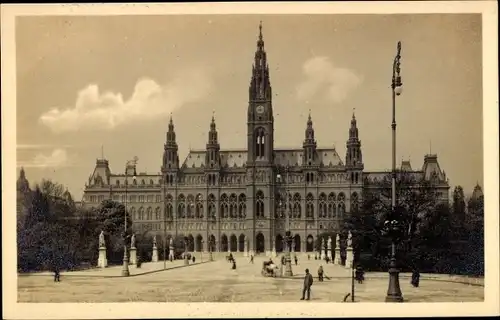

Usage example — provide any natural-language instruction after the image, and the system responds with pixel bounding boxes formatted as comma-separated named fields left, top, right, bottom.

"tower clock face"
left=256, top=105, right=265, bottom=114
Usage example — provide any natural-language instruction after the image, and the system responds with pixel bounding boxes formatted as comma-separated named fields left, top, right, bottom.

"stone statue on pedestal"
left=153, top=235, right=157, bottom=248
left=336, top=233, right=340, bottom=248
left=131, top=233, right=136, bottom=248
left=347, top=231, right=353, bottom=248
left=99, top=231, right=105, bottom=248
left=327, top=236, right=332, bottom=248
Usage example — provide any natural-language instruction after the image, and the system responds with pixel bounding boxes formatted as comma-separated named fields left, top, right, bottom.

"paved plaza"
left=18, top=254, right=484, bottom=303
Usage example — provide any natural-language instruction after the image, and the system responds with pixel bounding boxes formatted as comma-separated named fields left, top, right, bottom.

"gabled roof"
left=181, top=147, right=344, bottom=169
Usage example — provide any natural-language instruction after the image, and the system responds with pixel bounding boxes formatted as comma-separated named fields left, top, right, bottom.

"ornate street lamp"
left=122, top=157, right=138, bottom=277
left=385, top=41, right=404, bottom=302
left=277, top=168, right=293, bottom=277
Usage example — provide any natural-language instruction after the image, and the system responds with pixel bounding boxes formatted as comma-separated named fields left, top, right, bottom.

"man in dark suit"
left=301, top=268, right=313, bottom=300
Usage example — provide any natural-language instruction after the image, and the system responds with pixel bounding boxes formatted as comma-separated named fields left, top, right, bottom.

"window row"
left=114, top=178, right=159, bottom=186
left=130, top=207, right=162, bottom=221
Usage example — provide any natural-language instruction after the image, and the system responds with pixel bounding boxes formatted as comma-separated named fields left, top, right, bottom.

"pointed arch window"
left=328, top=192, right=336, bottom=218
left=220, top=194, right=229, bottom=219
left=293, top=193, right=301, bottom=218
left=229, top=194, right=238, bottom=218
left=195, top=194, right=204, bottom=219
left=238, top=194, right=247, bottom=218
left=256, top=190, right=265, bottom=218
left=208, top=193, right=216, bottom=221
left=319, top=193, right=327, bottom=218
left=306, top=193, right=314, bottom=218
left=351, top=192, right=359, bottom=212
left=187, top=194, right=195, bottom=218
left=177, top=194, right=186, bottom=218
left=337, top=192, right=346, bottom=220
left=254, top=128, right=266, bottom=159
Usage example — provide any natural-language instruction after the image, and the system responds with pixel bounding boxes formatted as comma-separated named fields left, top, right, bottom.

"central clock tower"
left=245, top=22, right=275, bottom=256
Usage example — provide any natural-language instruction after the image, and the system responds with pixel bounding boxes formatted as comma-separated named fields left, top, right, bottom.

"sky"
left=15, top=14, right=483, bottom=200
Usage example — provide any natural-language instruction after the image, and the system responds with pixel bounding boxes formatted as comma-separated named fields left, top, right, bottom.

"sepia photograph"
left=2, top=2, right=499, bottom=319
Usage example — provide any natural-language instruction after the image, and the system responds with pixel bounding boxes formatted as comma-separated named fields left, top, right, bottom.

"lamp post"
left=385, top=41, right=404, bottom=302
left=201, top=240, right=204, bottom=262
left=209, top=238, right=214, bottom=261
left=184, top=236, right=189, bottom=265
left=122, top=157, right=137, bottom=277
left=277, top=167, right=293, bottom=277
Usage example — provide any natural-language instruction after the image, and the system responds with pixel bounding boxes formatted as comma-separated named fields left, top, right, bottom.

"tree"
left=465, top=193, right=484, bottom=275
left=452, top=186, right=466, bottom=219
left=355, top=171, right=443, bottom=271
left=94, top=200, right=133, bottom=264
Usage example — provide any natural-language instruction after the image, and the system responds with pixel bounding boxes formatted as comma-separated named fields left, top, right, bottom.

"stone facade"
left=81, top=23, right=450, bottom=254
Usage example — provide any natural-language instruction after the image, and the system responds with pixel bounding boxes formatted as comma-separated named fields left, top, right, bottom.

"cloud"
left=17, top=144, right=73, bottom=150
left=296, top=57, right=363, bottom=104
left=17, top=148, right=71, bottom=168
left=39, top=69, right=212, bottom=133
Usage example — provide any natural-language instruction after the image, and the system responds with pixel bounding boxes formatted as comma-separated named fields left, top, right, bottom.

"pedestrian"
left=301, top=268, right=313, bottom=300
left=355, top=265, right=364, bottom=284
left=294, top=255, right=298, bottom=265
left=411, top=268, right=420, bottom=288
left=192, top=256, right=196, bottom=263
left=232, top=259, right=237, bottom=270
left=250, top=255, right=254, bottom=264
left=317, top=265, right=324, bottom=282
left=307, top=254, right=310, bottom=260
left=53, top=265, right=61, bottom=282
left=325, top=256, right=330, bottom=264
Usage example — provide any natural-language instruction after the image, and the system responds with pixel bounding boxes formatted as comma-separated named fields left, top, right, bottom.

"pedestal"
left=345, top=247, right=354, bottom=269
left=98, top=247, right=107, bottom=268
left=152, top=246, right=158, bottom=262
left=320, top=249, right=326, bottom=260
left=169, top=246, right=174, bottom=261
left=244, top=240, right=249, bottom=257
left=335, top=248, right=342, bottom=265
left=129, top=247, right=137, bottom=265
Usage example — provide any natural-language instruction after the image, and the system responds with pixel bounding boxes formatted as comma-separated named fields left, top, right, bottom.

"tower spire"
left=304, top=110, right=315, bottom=143
left=249, top=21, right=272, bottom=101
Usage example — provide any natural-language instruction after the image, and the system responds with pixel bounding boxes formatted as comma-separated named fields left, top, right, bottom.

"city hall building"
left=82, top=24, right=450, bottom=255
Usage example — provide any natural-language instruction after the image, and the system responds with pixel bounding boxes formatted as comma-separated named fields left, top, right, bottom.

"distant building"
left=17, top=167, right=31, bottom=220
left=81, top=23, right=450, bottom=255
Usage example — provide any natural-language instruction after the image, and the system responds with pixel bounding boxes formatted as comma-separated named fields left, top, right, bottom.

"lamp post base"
left=284, top=250, right=293, bottom=276
left=122, top=246, right=130, bottom=277
left=122, top=260, right=130, bottom=277
left=385, top=267, right=403, bottom=302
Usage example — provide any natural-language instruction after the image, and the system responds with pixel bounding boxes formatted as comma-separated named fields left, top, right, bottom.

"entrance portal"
left=256, top=233, right=265, bottom=253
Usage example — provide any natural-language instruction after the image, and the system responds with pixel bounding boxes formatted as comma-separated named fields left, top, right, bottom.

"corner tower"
left=162, top=114, right=180, bottom=185
left=345, top=111, right=363, bottom=184
left=247, top=21, right=274, bottom=166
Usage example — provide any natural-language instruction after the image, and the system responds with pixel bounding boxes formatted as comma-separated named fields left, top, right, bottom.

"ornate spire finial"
left=212, top=109, right=215, bottom=121
left=352, top=107, right=356, bottom=119
left=259, top=21, right=263, bottom=40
